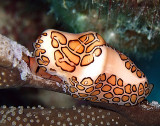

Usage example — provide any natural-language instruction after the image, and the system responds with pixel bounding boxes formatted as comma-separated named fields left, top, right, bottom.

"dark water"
left=138, top=50, right=160, bottom=102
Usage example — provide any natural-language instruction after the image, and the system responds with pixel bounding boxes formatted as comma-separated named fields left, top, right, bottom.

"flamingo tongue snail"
left=29, top=29, right=153, bottom=106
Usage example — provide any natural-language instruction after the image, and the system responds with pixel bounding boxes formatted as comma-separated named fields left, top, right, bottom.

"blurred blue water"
left=136, top=50, right=160, bottom=102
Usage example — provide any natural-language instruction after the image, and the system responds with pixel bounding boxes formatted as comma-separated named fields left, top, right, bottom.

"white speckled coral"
left=0, top=105, right=135, bottom=126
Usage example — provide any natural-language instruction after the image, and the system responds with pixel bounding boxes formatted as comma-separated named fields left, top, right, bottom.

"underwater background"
left=0, top=0, right=159, bottom=107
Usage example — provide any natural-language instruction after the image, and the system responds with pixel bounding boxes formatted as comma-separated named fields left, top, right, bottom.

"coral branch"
left=0, top=105, right=136, bottom=126
left=0, top=102, right=160, bottom=126
left=0, top=34, right=66, bottom=94
left=91, top=101, right=160, bottom=126
left=0, top=34, right=160, bottom=126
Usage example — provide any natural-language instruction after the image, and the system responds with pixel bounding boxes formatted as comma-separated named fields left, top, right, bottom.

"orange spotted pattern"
left=62, top=73, right=150, bottom=106
left=118, top=52, right=145, bottom=79
left=34, top=31, right=106, bottom=72
left=33, top=30, right=152, bottom=106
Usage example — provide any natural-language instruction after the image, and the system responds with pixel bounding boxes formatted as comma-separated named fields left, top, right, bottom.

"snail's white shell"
left=33, top=29, right=152, bottom=106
